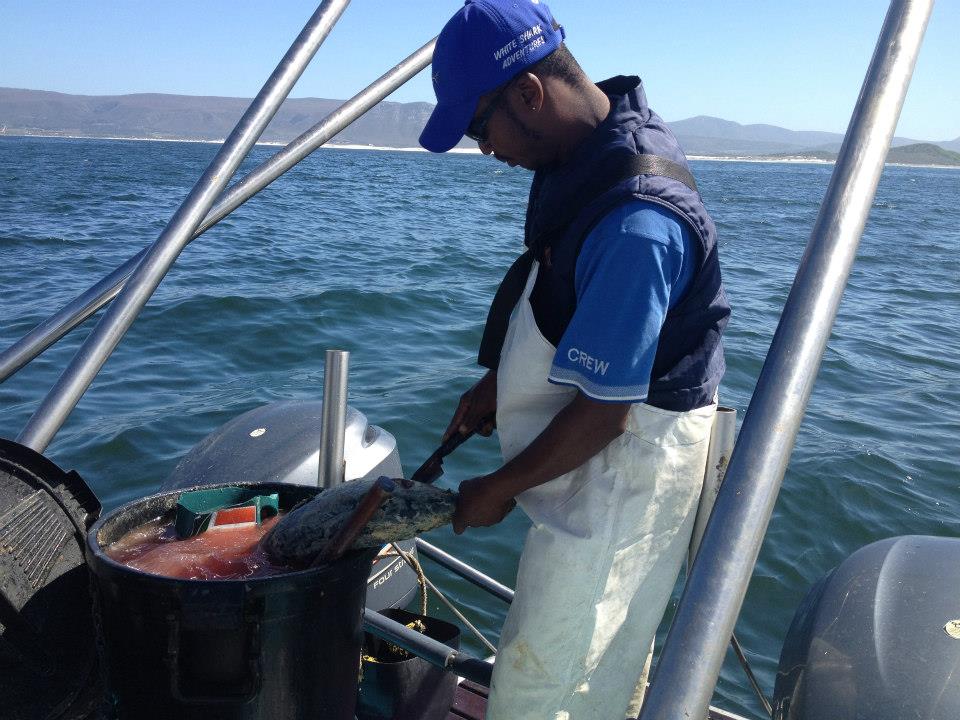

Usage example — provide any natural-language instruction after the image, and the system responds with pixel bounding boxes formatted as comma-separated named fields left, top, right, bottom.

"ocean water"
left=1, top=135, right=959, bottom=716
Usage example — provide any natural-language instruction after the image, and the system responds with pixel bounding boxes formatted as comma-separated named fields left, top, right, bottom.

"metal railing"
left=0, top=31, right=436, bottom=390
left=360, top=537, right=516, bottom=687
left=318, top=350, right=350, bottom=488
left=0, top=37, right=435, bottom=388
left=363, top=608, right=494, bottom=686
left=416, top=538, right=515, bottom=604
left=16, top=0, right=352, bottom=452
left=1, top=0, right=935, bottom=714
left=638, top=1, right=934, bottom=717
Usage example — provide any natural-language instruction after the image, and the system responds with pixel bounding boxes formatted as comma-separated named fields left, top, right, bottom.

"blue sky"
left=2, top=1, right=956, bottom=141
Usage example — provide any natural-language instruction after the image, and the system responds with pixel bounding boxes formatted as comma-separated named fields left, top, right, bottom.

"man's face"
left=469, top=84, right=553, bottom=171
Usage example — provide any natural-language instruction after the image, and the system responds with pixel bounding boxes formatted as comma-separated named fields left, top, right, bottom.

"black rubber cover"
left=0, top=437, right=102, bottom=720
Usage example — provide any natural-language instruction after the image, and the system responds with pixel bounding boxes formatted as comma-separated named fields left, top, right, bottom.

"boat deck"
left=448, top=679, right=488, bottom=719
left=447, top=680, right=752, bottom=719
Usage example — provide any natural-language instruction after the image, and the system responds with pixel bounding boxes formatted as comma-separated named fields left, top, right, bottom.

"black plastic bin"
left=86, top=481, right=375, bottom=720
left=358, top=608, right=461, bottom=720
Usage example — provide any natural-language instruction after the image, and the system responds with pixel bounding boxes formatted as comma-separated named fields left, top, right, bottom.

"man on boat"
left=419, top=1, right=730, bottom=717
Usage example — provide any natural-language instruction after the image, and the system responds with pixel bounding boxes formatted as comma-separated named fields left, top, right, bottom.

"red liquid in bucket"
left=105, top=515, right=297, bottom=580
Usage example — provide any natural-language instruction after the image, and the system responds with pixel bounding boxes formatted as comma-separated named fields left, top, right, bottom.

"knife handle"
left=439, top=411, right=496, bottom=456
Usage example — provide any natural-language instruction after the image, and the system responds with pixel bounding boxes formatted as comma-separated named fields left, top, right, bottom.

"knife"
left=410, top=412, right=496, bottom=484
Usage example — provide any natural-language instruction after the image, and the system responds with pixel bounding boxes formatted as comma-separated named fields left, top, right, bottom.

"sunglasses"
left=465, top=83, right=510, bottom=143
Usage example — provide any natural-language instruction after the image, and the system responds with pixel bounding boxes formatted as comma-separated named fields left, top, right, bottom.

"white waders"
left=485, top=263, right=716, bottom=720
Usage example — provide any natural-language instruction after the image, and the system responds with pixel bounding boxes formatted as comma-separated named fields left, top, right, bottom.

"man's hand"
left=452, top=475, right=516, bottom=534
left=443, top=369, right=497, bottom=442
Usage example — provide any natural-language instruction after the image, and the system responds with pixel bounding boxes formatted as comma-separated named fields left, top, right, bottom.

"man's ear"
left=514, top=72, right=544, bottom=111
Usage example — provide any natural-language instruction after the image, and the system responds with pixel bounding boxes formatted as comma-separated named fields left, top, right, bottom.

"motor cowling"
left=164, top=400, right=402, bottom=489
left=774, top=535, right=960, bottom=720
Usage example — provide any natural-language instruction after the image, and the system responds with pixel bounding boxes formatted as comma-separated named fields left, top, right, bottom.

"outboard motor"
left=773, top=535, right=960, bottom=719
left=162, top=400, right=419, bottom=611
left=164, top=400, right=402, bottom=489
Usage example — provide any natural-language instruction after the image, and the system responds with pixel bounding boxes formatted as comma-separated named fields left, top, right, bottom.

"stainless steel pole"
left=195, top=38, right=437, bottom=236
left=638, top=1, right=934, bottom=718
left=415, top=538, right=515, bottom=604
left=0, top=249, right=147, bottom=383
left=0, top=38, right=436, bottom=385
left=16, top=0, right=351, bottom=453
left=318, top=349, right=349, bottom=488
left=362, top=608, right=494, bottom=686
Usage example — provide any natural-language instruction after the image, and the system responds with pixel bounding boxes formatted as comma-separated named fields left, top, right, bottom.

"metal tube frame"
left=362, top=608, right=494, bottom=686
left=318, top=349, right=349, bottom=488
left=638, top=2, right=934, bottom=717
left=0, top=38, right=436, bottom=385
left=392, top=542, right=498, bottom=656
left=415, top=538, right=515, bottom=604
left=2, top=0, right=934, bottom=711
left=15, top=0, right=353, bottom=452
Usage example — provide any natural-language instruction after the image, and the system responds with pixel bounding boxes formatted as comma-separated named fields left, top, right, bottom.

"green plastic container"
left=174, top=487, right=279, bottom=538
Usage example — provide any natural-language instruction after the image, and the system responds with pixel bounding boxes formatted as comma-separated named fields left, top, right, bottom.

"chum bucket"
left=358, top=608, right=461, bottom=720
left=86, top=481, right=375, bottom=720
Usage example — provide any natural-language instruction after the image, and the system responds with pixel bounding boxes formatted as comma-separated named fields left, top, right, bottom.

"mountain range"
left=2, top=87, right=958, bottom=163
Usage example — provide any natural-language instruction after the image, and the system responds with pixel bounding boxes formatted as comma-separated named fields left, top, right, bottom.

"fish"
left=262, top=477, right=457, bottom=565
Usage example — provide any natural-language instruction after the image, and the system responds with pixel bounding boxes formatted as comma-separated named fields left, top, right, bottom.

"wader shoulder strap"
left=477, top=154, right=698, bottom=370
left=477, top=249, right=535, bottom=370
left=625, top=153, right=697, bottom=193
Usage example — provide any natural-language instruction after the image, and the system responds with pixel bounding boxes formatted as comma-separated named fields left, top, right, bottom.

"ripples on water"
left=1, top=136, right=958, bottom=715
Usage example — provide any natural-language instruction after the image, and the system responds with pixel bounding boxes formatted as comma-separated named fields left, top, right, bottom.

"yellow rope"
left=388, top=542, right=498, bottom=656
left=381, top=544, right=428, bottom=615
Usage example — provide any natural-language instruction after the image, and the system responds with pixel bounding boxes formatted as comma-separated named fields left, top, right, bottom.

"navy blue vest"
left=481, top=76, right=730, bottom=412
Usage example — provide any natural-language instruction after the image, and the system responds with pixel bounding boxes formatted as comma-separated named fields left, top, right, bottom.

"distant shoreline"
left=2, top=132, right=958, bottom=170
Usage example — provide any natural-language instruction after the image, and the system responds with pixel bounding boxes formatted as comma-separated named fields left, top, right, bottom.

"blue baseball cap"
left=419, top=0, right=566, bottom=153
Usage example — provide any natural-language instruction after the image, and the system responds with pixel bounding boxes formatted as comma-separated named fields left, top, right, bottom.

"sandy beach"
left=3, top=132, right=958, bottom=169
